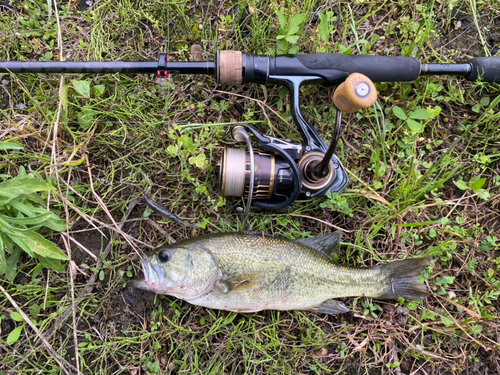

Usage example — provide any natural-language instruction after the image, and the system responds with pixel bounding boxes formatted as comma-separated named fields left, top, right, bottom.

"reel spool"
left=219, top=148, right=295, bottom=201
left=218, top=125, right=301, bottom=211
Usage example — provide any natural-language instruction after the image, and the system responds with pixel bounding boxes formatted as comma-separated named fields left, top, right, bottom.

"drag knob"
left=333, top=73, right=377, bottom=113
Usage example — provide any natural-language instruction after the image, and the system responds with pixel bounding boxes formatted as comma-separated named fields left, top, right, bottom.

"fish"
left=133, top=231, right=430, bottom=315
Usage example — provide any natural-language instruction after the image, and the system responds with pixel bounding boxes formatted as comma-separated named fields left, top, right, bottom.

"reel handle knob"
left=333, top=73, right=377, bottom=113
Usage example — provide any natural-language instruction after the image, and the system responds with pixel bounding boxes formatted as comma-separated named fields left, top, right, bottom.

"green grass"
left=1, top=0, right=499, bottom=374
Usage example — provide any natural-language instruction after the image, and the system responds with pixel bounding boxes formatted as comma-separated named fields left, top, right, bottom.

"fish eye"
left=158, top=250, right=170, bottom=263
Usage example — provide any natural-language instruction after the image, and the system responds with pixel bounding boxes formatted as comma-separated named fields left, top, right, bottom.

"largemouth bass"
left=134, top=231, right=429, bottom=315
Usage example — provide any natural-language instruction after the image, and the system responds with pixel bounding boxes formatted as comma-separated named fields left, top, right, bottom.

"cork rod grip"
left=218, top=51, right=243, bottom=85
left=333, top=73, right=377, bottom=113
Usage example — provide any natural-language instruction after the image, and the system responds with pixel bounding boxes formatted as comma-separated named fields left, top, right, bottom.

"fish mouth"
left=133, top=258, right=164, bottom=291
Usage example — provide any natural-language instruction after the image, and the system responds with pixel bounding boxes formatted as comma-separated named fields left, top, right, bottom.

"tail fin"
left=374, top=257, right=431, bottom=300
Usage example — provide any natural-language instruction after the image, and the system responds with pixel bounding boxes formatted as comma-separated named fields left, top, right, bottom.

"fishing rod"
left=1, top=51, right=500, bottom=210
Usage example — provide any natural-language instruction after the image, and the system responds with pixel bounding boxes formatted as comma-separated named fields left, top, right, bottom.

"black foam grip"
left=295, top=54, right=421, bottom=83
left=468, top=57, right=500, bottom=83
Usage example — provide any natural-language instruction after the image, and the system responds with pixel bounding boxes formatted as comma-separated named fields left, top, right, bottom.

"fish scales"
left=193, top=234, right=386, bottom=302
left=134, top=232, right=429, bottom=315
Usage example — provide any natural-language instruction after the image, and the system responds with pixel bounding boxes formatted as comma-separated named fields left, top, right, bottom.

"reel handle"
left=333, top=73, right=377, bottom=113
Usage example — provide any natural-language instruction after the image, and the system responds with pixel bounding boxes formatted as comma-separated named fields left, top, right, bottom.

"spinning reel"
left=218, top=71, right=377, bottom=211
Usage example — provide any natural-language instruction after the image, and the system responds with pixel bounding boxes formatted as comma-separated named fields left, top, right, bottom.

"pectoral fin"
left=218, top=273, right=263, bottom=294
left=293, top=231, right=342, bottom=261
left=304, top=299, right=349, bottom=315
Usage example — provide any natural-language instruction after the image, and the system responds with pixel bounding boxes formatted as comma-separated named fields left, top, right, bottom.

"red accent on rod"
left=157, top=57, right=170, bottom=78
left=165, top=57, right=170, bottom=77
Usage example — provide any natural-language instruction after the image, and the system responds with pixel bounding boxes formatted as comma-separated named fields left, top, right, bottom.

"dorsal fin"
left=293, top=231, right=342, bottom=261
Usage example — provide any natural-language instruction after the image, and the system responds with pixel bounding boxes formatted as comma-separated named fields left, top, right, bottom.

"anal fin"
left=303, top=299, right=349, bottom=315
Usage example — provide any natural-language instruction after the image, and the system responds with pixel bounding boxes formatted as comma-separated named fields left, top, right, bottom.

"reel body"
left=218, top=124, right=348, bottom=210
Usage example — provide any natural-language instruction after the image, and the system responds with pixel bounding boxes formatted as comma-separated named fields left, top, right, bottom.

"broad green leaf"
left=318, top=13, right=329, bottom=42
left=178, top=135, right=196, bottom=153
left=7, top=324, right=24, bottom=345
left=0, top=142, right=24, bottom=151
left=276, top=216, right=290, bottom=226
left=392, top=106, right=407, bottom=120
left=442, top=275, right=455, bottom=284
left=60, top=83, right=70, bottom=120
left=72, top=80, right=91, bottom=98
left=409, top=108, right=429, bottom=120
left=41, top=216, right=67, bottom=231
left=78, top=106, right=94, bottom=129
left=480, top=97, right=490, bottom=106
left=18, top=166, right=27, bottom=178
left=287, top=26, right=300, bottom=35
left=143, top=206, right=152, bottom=218
left=2, top=233, right=18, bottom=281
left=276, top=9, right=286, bottom=28
left=10, top=312, right=23, bottom=322
left=91, top=85, right=105, bottom=97
left=28, top=211, right=67, bottom=231
left=166, top=144, right=179, bottom=156
left=0, top=176, right=52, bottom=198
left=5, top=199, right=38, bottom=217
left=286, top=35, right=299, bottom=44
left=17, top=207, right=67, bottom=231
left=454, top=180, right=469, bottom=190
left=420, top=309, right=436, bottom=320
left=471, top=178, right=486, bottom=191
left=0, top=212, right=52, bottom=226
left=0, top=222, right=35, bottom=257
left=290, top=13, right=307, bottom=28
left=440, top=315, right=454, bottom=328
left=277, top=42, right=287, bottom=55
left=471, top=104, right=481, bottom=113
left=8, top=230, right=67, bottom=260
left=47, top=0, right=52, bottom=18
left=477, top=190, right=490, bottom=200
left=472, top=324, right=483, bottom=333
left=36, top=254, right=66, bottom=272
left=188, top=153, right=207, bottom=168
left=406, top=302, right=417, bottom=310
left=31, top=263, right=45, bottom=281
left=407, top=119, right=423, bottom=133
left=0, top=235, right=4, bottom=275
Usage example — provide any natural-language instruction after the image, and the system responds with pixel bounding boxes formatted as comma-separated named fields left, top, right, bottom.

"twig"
left=60, top=231, right=98, bottom=261
left=397, top=334, right=451, bottom=362
left=469, top=0, right=490, bottom=56
left=35, top=198, right=141, bottom=344
left=213, top=89, right=289, bottom=134
left=85, top=154, right=141, bottom=256
left=427, top=280, right=492, bottom=352
left=0, top=285, right=79, bottom=375
left=283, top=214, right=352, bottom=232
left=45, top=0, right=82, bottom=372
left=435, top=294, right=481, bottom=320
left=344, top=189, right=392, bottom=207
